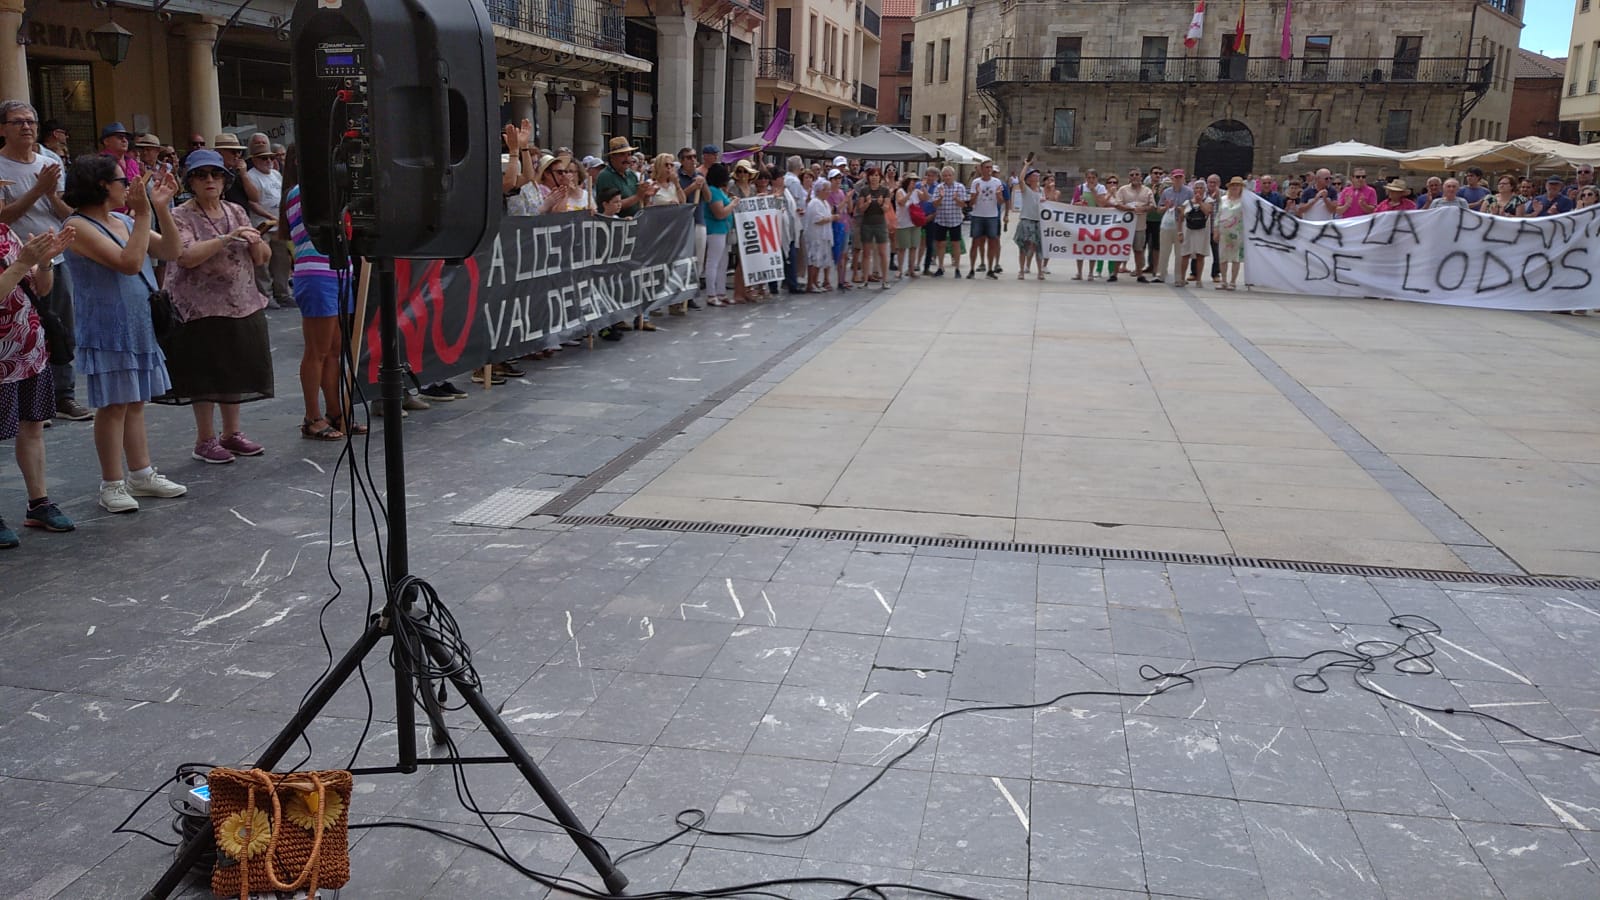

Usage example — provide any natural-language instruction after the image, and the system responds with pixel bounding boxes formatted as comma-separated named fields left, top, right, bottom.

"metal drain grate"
left=453, top=489, right=561, bottom=527
left=554, top=514, right=1600, bottom=590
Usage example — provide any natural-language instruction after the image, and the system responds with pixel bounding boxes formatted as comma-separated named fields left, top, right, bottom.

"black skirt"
left=155, top=310, right=274, bottom=405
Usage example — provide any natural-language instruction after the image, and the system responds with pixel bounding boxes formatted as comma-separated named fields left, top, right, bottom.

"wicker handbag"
left=207, top=767, right=353, bottom=899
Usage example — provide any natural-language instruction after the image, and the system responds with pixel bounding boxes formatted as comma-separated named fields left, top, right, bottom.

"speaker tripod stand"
left=142, top=259, right=630, bottom=899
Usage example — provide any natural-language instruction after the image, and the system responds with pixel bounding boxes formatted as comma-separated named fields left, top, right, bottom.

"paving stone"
left=1123, top=715, right=1235, bottom=798
left=1036, top=564, right=1107, bottom=605
left=884, top=592, right=968, bottom=641
left=1166, top=564, right=1251, bottom=615
left=1458, top=821, right=1600, bottom=900
left=1303, top=574, right=1396, bottom=625
left=801, top=763, right=931, bottom=870
left=1404, top=736, right=1561, bottom=827
left=1101, top=562, right=1175, bottom=609
left=1240, top=572, right=1325, bottom=621
left=743, top=684, right=854, bottom=762
left=656, top=677, right=779, bottom=753
left=813, top=582, right=896, bottom=636
left=913, top=772, right=1031, bottom=879
left=1309, top=729, right=1450, bottom=817
left=968, top=559, right=1039, bottom=601
left=567, top=671, right=697, bottom=745
left=1112, top=654, right=1206, bottom=719
left=901, top=555, right=976, bottom=597
left=837, top=692, right=942, bottom=770
left=1182, top=612, right=1271, bottom=662
left=1217, top=722, right=1341, bottom=808
left=1029, top=782, right=1145, bottom=892
left=1107, top=606, right=1191, bottom=658
left=949, top=638, right=1036, bottom=704
left=959, top=594, right=1036, bottom=645
left=1197, top=662, right=1306, bottom=727
left=697, top=754, right=835, bottom=855
left=1346, top=812, right=1499, bottom=899
left=624, top=619, right=735, bottom=677
left=1035, top=603, right=1113, bottom=653
left=672, top=846, right=801, bottom=895
left=1033, top=704, right=1131, bottom=788
left=593, top=745, right=742, bottom=842
left=1135, top=791, right=1266, bottom=898
left=934, top=701, right=1034, bottom=779
left=702, top=624, right=808, bottom=684
left=784, top=631, right=881, bottom=694
left=1241, top=801, right=1383, bottom=900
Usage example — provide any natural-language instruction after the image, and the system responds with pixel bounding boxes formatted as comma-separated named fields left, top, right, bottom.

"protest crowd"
left=2, top=101, right=1597, bottom=548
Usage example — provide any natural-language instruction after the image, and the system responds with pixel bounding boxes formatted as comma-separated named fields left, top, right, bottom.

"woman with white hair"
left=803, top=177, right=835, bottom=292
left=1176, top=179, right=1213, bottom=287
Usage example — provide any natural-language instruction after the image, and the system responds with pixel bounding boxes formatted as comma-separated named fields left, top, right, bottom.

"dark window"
left=1393, top=36, right=1422, bottom=80
left=940, top=38, right=951, bottom=81
left=1136, top=108, right=1160, bottom=147
left=1301, top=35, right=1331, bottom=80
left=925, top=41, right=934, bottom=84
left=1053, top=108, right=1076, bottom=146
left=1140, top=37, right=1168, bottom=81
left=1293, top=109, right=1320, bottom=146
left=776, top=8, right=791, bottom=52
left=897, top=86, right=912, bottom=123
left=899, top=35, right=913, bottom=72
left=1219, top=34, right=1249, bottom=81
left=1384, top=109, right=1411, bottom=149
left=1053, top=36, right=1082, bottom=80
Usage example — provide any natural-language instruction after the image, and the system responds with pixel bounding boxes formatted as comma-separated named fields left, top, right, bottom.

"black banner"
left=359, top=206, right=698, bottom=385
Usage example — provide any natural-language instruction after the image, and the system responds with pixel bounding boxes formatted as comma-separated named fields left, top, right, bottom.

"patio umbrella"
left=824, top=126, right=941, bottom=162
left=938, top=141, right=991, bottom=164
left=726, top=124, right=836, bottom=156
left=1291, top=140, right=1405, bottom=167
left=1397, top=144, right=1463, bottom=172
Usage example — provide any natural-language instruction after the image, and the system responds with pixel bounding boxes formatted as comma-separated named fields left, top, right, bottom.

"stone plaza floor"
left=1, top=274, right=1598, bottom=899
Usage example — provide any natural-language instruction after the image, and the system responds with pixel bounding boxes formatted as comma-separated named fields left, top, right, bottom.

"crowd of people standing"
left=4, top=105, right=1597, bottom=548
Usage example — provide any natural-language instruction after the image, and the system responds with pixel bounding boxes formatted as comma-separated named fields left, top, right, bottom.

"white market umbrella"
left=1397, top=144, right=1462, bottom=172
left=1278, top=151, right=1300, bottom=165
left=1292, top=140, right=1405, bottom=167
left=726, top=124, right=836, bottom=156
left=938, top=141, right=991, bottom=164
left=824, top=126, right=941, bottom=162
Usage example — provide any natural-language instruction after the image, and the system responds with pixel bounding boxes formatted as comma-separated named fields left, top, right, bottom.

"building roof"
left=1515, top=48, right=1566, bottom=80
left=882, top=0, right=919, bottom=18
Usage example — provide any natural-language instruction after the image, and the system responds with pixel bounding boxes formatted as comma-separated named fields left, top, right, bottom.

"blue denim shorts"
left=969, top=215, right=1001, bottom=239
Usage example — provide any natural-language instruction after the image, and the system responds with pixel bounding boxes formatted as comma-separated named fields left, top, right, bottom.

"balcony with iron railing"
left=488, top=0, right=626, bottom=53
left=976, top=55, right=1486, bottom=89
left=1573, top=82, right=1582, bottom=97
left=759, top=47, right=796, bottom=82
left=857, top=81, right=878, bottom=109
left=1591, top=79, right=1599, bottom=93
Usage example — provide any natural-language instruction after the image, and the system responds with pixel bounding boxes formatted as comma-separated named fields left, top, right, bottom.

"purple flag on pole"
left=722, top=92, right=792, bottom=163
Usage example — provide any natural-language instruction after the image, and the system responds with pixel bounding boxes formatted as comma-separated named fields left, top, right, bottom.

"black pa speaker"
left=290, top=0, right=499, bottom=260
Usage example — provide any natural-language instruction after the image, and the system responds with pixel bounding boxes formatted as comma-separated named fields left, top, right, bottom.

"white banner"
left=733, top=194, right=787, bottom=286
left=1243, top=193, right=1600, bottom=310
left=1039, top=203, right=1138, bottom=261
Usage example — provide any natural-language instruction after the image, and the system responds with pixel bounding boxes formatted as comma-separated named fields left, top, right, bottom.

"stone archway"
left=1194, top=120, right=1255, bottom=182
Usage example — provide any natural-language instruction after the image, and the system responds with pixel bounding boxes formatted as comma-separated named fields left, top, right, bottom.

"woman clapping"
left=159, top=149, right=275, bottom=465
left=63, top=160, right=187, bottom=512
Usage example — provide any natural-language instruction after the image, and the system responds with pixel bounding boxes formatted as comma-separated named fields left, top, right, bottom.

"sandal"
left=327, top=413, right=368, bottom=436
left=300, top=417, right=344, bottom=441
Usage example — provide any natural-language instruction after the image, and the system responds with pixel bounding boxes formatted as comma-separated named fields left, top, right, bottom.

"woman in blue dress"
left=63, top=155, right=187, bottom=514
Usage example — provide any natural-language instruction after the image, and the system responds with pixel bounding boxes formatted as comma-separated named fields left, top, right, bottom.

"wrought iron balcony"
left=976, top=55, right=1484, bottom=89
left=759, top=47, right=795, bottom=82
left=1591, top=79, right=1598, bottom=94
left=488, top=0, right=626, bottom=53
left=1573, top=82, right=1582, bottom=97
left=745, top=0, right=767, bottom=14
left=858, top=81, right=878, bottom=109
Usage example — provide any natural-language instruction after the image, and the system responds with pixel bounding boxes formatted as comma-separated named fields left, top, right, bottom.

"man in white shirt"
left=1295, top=169, right=1337, bottom=221
left=967, top=160, right=1007, bottom=279
left=243, top=133, right=291, bottom=307
left=782, top=156, right=807, bottom=293
left=0, top=100, right=90, bottom=421
left=1114, top=168, right=1157, bottom=282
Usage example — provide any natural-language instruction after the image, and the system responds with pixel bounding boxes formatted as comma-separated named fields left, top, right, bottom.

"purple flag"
left=722, top=92, right=792, bottom=163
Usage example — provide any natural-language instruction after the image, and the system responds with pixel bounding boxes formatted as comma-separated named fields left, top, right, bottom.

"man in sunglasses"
left=1336, top=169, right=1377, bottom=218
left=1114, top=168, right=1155, bottom=282
left=0, top=100, right=91, bottom=422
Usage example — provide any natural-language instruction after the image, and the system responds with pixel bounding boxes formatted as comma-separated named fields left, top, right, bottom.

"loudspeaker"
left=290, top=0, right=500, bottom=260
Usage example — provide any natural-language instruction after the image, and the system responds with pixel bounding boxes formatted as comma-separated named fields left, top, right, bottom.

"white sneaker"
left=99, top=481, right=139, bottom=514
left=127, top=468, right=188, bottom=498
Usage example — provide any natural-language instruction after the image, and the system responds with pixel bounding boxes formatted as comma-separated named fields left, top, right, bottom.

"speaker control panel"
left=313, top=41, right=376, bottom=232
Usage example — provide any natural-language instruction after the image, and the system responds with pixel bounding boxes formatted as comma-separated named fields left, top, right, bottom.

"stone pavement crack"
left=1175, top=290, right=1522, bottom=576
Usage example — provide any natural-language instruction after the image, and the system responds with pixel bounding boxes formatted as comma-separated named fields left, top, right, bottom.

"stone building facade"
left=963, top=0, right=1522, bottom=180
left=909, top=1, right=973, bottom=145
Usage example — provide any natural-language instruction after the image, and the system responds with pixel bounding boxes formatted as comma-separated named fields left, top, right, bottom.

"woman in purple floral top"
left=159, top=149, right=274, bottom=465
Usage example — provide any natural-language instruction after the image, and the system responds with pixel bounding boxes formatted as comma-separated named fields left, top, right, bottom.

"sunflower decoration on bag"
left=284, top=786, right=346, bottom=831
left=216, top=808, right=272, bottom=860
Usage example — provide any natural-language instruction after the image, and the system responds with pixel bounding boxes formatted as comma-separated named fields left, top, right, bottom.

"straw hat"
left=211, top=133, right=246, bottom=151
left=733, top=158, right=758, bottom=176
left=606, top=136, right=638, bottom=156
left=1384, top=179, right=1409, bottom=193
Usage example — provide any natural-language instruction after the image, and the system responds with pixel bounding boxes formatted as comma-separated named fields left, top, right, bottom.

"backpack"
left=909, top=197, right=931, bottom=226
left=1184, top=201, right=1209, bottom=230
